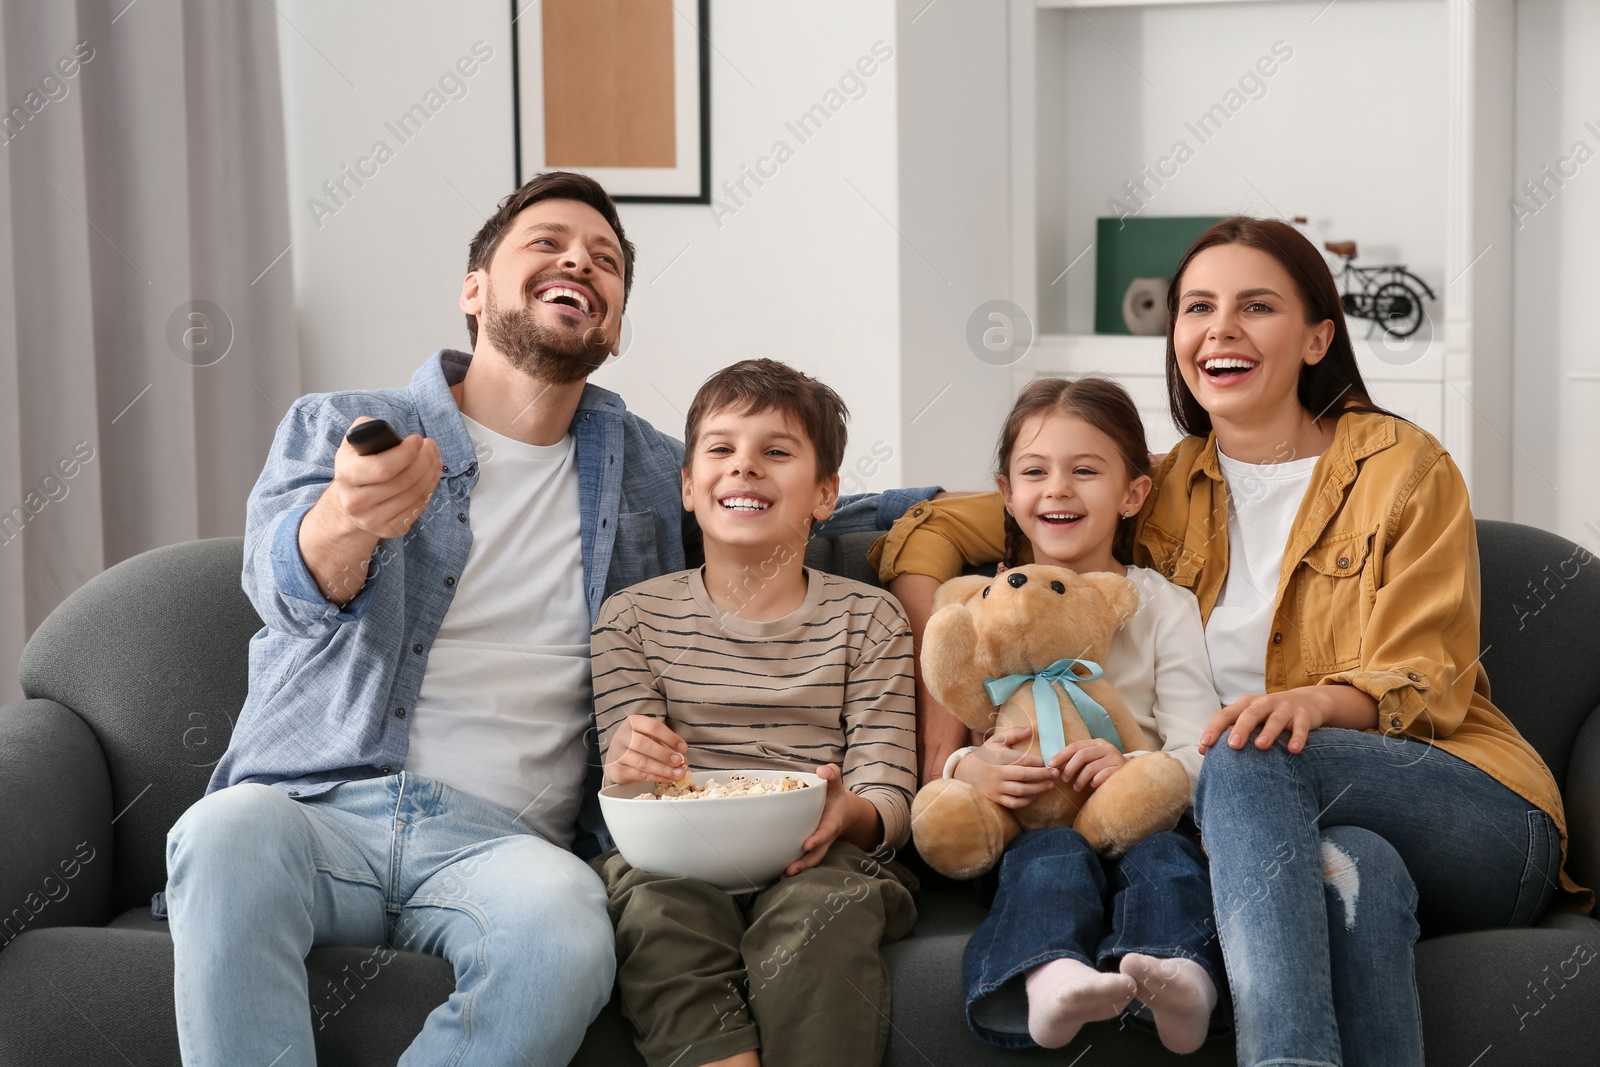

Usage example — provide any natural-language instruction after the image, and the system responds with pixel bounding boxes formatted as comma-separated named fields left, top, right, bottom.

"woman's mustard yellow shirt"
left=870, top=412, right=1590, bottom=911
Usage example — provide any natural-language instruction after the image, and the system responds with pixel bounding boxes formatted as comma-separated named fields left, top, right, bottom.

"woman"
left=871, top=217, right=1589, bottom=1066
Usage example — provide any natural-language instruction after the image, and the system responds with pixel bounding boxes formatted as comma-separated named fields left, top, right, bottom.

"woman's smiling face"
left=1172, top=243, right=1335, bottom=429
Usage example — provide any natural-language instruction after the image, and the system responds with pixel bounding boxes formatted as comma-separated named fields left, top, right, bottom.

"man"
left=162, top=171, right=936, bottom=1066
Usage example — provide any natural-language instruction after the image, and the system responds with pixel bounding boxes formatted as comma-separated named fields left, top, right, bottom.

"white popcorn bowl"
left=600, top=768, right=827, bottom=892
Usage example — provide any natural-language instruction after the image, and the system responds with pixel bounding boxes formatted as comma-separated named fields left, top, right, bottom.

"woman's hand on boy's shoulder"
left=603, top=714, right=689, bottom=787
left=954, top=726, right=1059, bottom=809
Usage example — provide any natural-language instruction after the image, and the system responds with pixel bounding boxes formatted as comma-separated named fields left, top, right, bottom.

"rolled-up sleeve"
left=868, top=490, right=1010, bottom=584
left=1318, top=452, right=1476, bottom=740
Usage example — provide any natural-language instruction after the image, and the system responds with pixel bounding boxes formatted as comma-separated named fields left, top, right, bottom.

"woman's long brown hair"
left=996, top=377, right=1152, bottom=569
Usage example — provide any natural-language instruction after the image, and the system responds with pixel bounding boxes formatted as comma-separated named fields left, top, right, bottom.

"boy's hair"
left=463, top=170, right=637, bottom=346
left=683, top=359, right=849, bottom=480
left=996, top=376, right=1151, bottom=568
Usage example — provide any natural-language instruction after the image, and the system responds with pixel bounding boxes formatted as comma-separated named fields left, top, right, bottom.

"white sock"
left=1023, top=957, right=1136, bottom=1049
left=1120, top=953, right=1218, bottom=1054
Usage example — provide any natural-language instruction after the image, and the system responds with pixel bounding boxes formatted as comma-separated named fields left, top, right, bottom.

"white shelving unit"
left=1004, top=0, right=1517, bottom=510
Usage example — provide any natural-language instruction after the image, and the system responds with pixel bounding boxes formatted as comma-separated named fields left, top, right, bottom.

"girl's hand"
left=1050, top=738, right=1127, bottom=791
left=952, top=726, right=1058, bottom=809
left=1199, top=685, right=1380, bottom=755
left=604, top=714, right=689, bottom=786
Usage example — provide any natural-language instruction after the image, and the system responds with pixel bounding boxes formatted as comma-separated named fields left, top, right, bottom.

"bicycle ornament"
left=1325, top=240, right=1436, bottom=339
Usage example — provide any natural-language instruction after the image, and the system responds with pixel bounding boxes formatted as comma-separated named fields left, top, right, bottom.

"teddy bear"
left=909, top=564, right=1191, bottom=880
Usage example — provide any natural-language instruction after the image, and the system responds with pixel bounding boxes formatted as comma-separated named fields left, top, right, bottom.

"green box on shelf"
left=1094, top=216, right=1226, bottom=334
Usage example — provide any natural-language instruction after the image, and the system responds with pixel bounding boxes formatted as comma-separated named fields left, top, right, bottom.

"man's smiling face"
left=461, top=197, right=627, bottom=384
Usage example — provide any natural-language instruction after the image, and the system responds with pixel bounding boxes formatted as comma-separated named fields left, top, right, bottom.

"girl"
left=873, top=217, right=1586, bottom=1066
left=951, top=377, right=1225, bottom=1054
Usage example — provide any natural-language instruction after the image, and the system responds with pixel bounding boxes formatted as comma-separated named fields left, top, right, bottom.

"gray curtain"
left=0, top=1, right=299, bottom=701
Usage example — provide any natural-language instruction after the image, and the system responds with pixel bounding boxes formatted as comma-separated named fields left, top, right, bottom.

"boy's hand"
left=786, top=765, right=877, bottom=877
left=952, top=726, right=1058, bottom=809
left=604, top=714, right=689, bottom=787
left=1050, top=738, right=1127, bottom=791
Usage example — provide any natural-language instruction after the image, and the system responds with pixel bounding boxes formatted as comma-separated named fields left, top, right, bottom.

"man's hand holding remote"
left=300, top=416, right=443, bottom=607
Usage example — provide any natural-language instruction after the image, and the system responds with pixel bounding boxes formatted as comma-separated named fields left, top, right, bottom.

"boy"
left=592, top=359, right=920, bottom=1067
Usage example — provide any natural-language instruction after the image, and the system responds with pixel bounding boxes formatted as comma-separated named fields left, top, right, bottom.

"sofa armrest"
left=0, top=699, right=114, bottom=947
left=1563, top=703, right=1600, bottom=898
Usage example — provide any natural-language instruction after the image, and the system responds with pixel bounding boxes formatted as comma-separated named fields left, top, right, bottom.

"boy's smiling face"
left=682, top=406, right=839, bottom=555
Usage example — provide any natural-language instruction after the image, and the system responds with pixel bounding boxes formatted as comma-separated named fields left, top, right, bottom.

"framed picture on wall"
left=512, top=0, right=710, bottom=203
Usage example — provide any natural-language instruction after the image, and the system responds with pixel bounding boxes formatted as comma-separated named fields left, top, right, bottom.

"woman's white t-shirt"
left=1204, top=448, right=1320, bottom=705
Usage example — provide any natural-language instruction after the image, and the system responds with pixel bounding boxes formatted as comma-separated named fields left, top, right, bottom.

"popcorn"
left=647, top=771, right=810, bottom=800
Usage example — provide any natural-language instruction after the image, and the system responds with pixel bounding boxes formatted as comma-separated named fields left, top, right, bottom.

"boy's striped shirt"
left=592, top=567, right=918, bottom=850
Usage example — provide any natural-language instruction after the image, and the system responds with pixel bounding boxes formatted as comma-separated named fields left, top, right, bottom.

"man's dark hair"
left=683, top=359, right=850, bottom=482
left=464, top=171, right=636, bottom=346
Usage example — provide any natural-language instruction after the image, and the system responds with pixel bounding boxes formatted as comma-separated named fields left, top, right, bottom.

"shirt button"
left=380, top=766, right=393, bottom=775
left=444, top=576, right=456, bottom=587
left=457, top=512, right=467, bottom=522
left=912, top=507, right=924, bottom=517
left=1337, top=556, right=1351, bottom=569
left=395, top=707, right=407, bottom=718
left=1272, top=631, right=1283, bottom=644
left=412, top=642, right=424, bottom=654
left=1407, top=672, right=1421, bottom=682
left=1390, top=715, right=1403, bottom=729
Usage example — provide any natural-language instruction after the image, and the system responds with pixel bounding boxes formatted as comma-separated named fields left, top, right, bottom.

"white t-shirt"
left=1104, top=566, right=1220, bottom=796
left=403, top=414, right=593, bottom=847
left=1205, top=448, right=1320, bottom=705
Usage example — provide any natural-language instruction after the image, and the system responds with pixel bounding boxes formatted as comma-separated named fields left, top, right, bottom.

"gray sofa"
left=1, top=521, right=1597, bottom=1066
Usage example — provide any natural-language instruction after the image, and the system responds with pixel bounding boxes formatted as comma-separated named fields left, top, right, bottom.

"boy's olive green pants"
left=598, top=843, right=918, bottom=1067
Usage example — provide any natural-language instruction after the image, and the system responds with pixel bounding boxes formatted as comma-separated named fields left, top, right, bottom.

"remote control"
left=345, top=419, right=404, bottom=455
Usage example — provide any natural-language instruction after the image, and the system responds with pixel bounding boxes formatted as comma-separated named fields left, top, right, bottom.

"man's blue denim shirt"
left=210, top=350, right=937, bottom=860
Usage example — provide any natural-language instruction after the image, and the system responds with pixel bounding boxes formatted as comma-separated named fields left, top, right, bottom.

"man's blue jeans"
left=1196, top=729, right=1562, bottom=1067
left=165, top=774, right=615, bottom=1067
left=962, top=826, right=1227, bottom=1047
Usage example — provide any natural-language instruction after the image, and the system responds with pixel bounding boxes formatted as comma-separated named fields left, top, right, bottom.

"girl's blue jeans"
left=962, top=823, right=1228, bottom=1048
left=1195, top=728, right=1562, bottom=1067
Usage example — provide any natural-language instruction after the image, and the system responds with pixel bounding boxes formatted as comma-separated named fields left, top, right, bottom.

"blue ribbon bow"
left=983, top=658, right=1121, bottom=764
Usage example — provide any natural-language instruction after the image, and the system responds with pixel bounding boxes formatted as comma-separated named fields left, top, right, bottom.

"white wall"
left=276, top=0, right=1600, bottom=529
left=895, top=0, right=1016, bottom=491
left=278, top=0, right=907, bottom=489
left=1513, top=0, right=1600, bottom=549
left=277, top=0, right=514, bottom=394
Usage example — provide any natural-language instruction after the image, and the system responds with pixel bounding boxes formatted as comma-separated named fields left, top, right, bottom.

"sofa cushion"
left=0, top=916, right=456, bottom=1067
left=1475, top=519, right=1600, bottom=788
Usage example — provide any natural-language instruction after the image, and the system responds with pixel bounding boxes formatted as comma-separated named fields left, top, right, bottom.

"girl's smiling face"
left=998, top=411, right=1150, bottom=574
left=1172, top=243, right=1335, bottom=430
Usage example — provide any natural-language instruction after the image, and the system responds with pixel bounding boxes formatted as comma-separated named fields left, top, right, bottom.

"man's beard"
left=482, top=282, right=610, bottom=385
